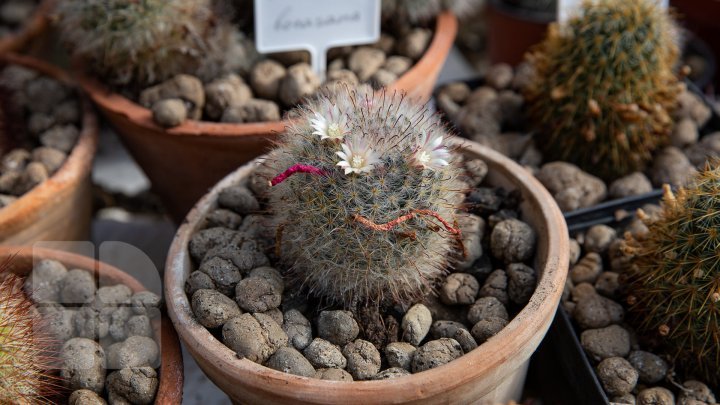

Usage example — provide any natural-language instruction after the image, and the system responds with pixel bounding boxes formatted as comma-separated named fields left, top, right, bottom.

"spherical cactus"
left=623, top=163, right=720, bottom=386
left=0, top=261, right=57, bottom=403
left=524, top=0, right=682, bottom=181
left=265, top=85, right=465, bottom=307
left=56, top=0, right=252, bottom=87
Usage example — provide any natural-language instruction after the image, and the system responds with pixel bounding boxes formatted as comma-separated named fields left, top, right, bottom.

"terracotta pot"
left=0, top=0, right=55, bottom=54
left=0, top=53, right=98, bottom=245
left=76, top=12, right=458, bottom=222
left=165, top=139, right=569, bottom=404
left=486, top=0, right=554, bottom=66
left=672, top=0, right=720, bottom=89
left=0, top=246, right=184, bottom=404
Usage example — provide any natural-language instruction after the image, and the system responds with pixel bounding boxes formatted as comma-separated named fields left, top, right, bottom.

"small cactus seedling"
left=266, top=85, right=465, bottom=307
left=624, top=163, right=720, bottom=386
left=524, top=0, right=682, bottom=181
left=0, top=259, right=57, bottom=403
left=56, top=0, right=250, bottom=87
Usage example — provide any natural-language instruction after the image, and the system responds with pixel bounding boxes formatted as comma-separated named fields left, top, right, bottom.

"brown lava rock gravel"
left=186, top=157, right=541, bottom=380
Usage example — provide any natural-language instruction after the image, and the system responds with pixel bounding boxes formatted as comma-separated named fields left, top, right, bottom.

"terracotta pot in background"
left=165, top=139, right=569, bottom=404
left=77, top=12, right=458, bottom=222
left=0, top=246, right=184, bottom=404
left=0, top=0, right=55, bottom=55
left=486, top=0, right=554, bottom=66
left=672, top=0, right=720, bottom=90
left=0, top=53, right=98, bottom=245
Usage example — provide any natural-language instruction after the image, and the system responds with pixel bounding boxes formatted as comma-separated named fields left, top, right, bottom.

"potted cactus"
left=0, top=246, right=185, bottom=404
left=165, top=85, right=569, bottom=403
left=55, top=0, right=464, bottom=221
left=0, top=53, right=98, bottom=245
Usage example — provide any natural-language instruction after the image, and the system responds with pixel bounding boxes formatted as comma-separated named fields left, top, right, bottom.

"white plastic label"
left=558, top=0, right=668, bottom=23
left=255, top=0, right=381, bottom=78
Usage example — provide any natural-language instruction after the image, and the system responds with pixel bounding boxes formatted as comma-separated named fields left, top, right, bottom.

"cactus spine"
left=624, top=163, right=720, bottom=386
left=265, top=86, right=465, bottom=307
left=525, top=0, right=682, bottom=181
left=0, top=261, right=56, bottom=403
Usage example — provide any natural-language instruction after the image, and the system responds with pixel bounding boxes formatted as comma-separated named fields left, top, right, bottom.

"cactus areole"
left=266, top=86, right=465, bottom=307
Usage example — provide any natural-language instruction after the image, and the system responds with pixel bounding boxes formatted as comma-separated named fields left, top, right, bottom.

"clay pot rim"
left=0, top=53, right=98, bottom=235
left=488, top=0, right=556, bottom=23
left=0, top=245, right=185, bottom=404
left=75, top=12, right=458, bottom=139
left=165, top=138, right=569, bottom=399
left=0, top=0, right=55, bottom=54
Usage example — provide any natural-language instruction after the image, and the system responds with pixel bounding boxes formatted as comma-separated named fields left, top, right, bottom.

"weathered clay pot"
left=0, top=0, right=55, bottom=54
left=77, top=12, right=458, bottom=222
left=486, top=0, right=554, bottom=66
left=0, top=53, right=98, bottom=245
left=0, top=246, right=184, bottom=404
left=165, top=139, right=569, bottom=404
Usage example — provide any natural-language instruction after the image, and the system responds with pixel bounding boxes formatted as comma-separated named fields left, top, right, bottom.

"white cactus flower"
left=336, top=139, right=380, bottom=175
left=310, top=105, right=349, bottom=140
left=413, top=132, right=450, bottom=170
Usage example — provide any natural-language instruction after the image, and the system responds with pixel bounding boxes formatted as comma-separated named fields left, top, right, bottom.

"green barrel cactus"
left=624, top=163, right=720, bottom=385
left=525, top=0, right=682, bottom=181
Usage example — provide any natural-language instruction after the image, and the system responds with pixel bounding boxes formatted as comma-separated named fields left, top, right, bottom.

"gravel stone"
left=303, top=338, right=347, bottom=369
left=685, top=132, right=720, bottom=167
left=348, top=47, right=386, bottom=81
left=651, top=147, right=697, bottom=188
left=574, top=293, right=625, bottom=329
left=342, top=339, right=381, bottom=380
left=507, top=263, right=536, bottom=305
left=25, top=77, right=70, bottom=114
left=317, top=310, right=359, bottom=346
left=609, top=172, right=653, bottom=199
left=440, top=273, right=479, bottom=305
left=185, top=271, right=215, bottom=297
left=596, top=357, right=639, bottom=396
left=61, top=338, right=106, bottom=393
left=471, top=316, right=508, bottom=343
left=139, top=74, right=204, bottom=119
left=490, top=219, right=536, bottom=263
left=205, top=208, right=243, bottom=230
left=204, top=74, right=251, bottom=120
left=53, top=99, right=80, bottom=124
left=636, top=387, right=675, bottom=405
left=191, top=289, right=242, bottom=329
left=372, top=367, right=412, bottom=380
left=628, top=350, right=668, bottom=384
left=581, top=325, right=631, bottom=361
left=485, top=63, right=513, bottom=90
left=411, top=338, right=464, bottom=373
left=198, top=257, right=242, bottom=297
left=385, top=342, right=416, bottom=370
left=250, top=60, right=286, bottom=99
left=676, top=90, right=711, bottom=127
left=595, top=272, right=620, bottom=298
left=383, top=56, right=412, bottom=76
left=266, top=346, right=315, bottom=377
left=39, top=304, right=75, bottom=341
left=126, top=315, right=153, bottom=338
left=611, top=393, right=637, bottom=405
left=537, top=162, right=607, bottom=211
left=61, top=269, right=96, bottom=304
left=585, top=225, right=617, bottom=253
left=397, top=28, right=431, bottom=60
left=222, top=313, right=287, bottom=364
left=218, top=186, right=259, bottom=215
left=456, top=214, right=485, bottom=269
left=430, top=320, right=467, bottom=340
left=14, top=161, right=48, bottom=194
left=401, top=304, right=432, bottom=345
left=151, top=98, right=187, bottom=127
left=478, top=269, right=509, bottom=305
left=25, top=259, right=68, bottom=303
left=32, top=146, right=66, bottom=174
left=68, top=389, right=107, bottom=405
left=221, top=98, right=281, bottom=123
left=283, top=309, right=313, bottom=350
left=370, top=68, right=397, bottom=88
left=131, top=291, right=161, bottom=317
left=279, top=63, right=321, bottom=106
left=248, top=266, right=284, bottom=293
left=106, top=336, right=159, bottom=369
left=570, top=252, right=604, bottom=285
left=678, top=380, right=716, bottom=405
left=108, top=306, right=133, bottom=341
left=106, top=367, right=158, bottom=405
left=235, top=276, right=282, bottom=312
left=74, top=305, right=112, bottom=339
left=314, top=368, right=353, bottom=381
left=571, top=282, right=597, bottom=303
left=96, top=284, right=132, bottom=305
left=468, top=296, right=509, bottom=324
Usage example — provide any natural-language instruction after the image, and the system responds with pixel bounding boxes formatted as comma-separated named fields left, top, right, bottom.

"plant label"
left=558, top=0, right=668, bottom=23
left=254, top=0, right=381, bottom=78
